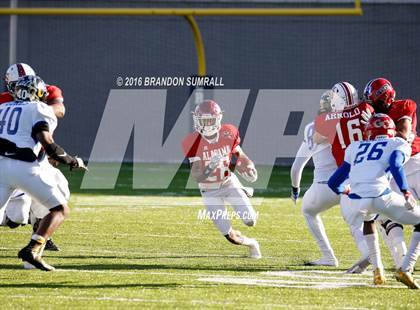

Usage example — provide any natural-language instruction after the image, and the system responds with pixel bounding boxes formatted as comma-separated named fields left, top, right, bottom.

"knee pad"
left=380, top=219, right=403, bottom=235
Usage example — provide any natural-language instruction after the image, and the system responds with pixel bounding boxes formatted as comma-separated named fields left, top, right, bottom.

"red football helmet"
left=363, top=78, right=395, bottom=113
left=192, top=100, right=223, bottom=137
left=364, top=113, right=396, bottom=140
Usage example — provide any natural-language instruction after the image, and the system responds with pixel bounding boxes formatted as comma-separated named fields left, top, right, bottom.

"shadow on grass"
left=57, top=263, right=284, bottom=273
left=0, top=282, right=183, bottom=289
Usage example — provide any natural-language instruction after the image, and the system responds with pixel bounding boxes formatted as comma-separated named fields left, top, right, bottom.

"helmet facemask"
left=193, top=113, right=222, bottom=137
left=318, top=90, right=333, bottom=114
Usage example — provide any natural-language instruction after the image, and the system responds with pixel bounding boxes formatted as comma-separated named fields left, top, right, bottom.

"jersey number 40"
left=0, top=107, right=22, bottom=135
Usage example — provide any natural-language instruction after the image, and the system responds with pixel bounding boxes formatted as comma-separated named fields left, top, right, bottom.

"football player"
left=181, top=100, right=261, bottom=258
left=363, top=78, right=420, bottom=199
left=362, top=78, right=420, bottom=269
left=0, top=75, right=86, bottom=271
left=290, top=90, right=339, bottom=266
left=328, top=114, right=420, bottom=288
left=313, top=82, right=372, bottom=272
left=0, top=63, right=66, bottom=252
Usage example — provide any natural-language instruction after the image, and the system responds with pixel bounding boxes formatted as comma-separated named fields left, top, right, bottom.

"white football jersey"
left=345, top=137, right=411, bottom=198
left=292, top=122, right=337, bottom=184
left=0, top=100, right=57, bottom=156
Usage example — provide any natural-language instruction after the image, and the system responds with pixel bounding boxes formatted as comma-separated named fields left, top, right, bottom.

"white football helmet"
left=330, top=82, right=359, bottom=111
left=4, top=63, right=36, bottom=94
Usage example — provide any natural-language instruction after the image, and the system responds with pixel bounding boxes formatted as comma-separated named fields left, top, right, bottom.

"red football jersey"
left=315, top=102, right=374, bottom=166
left=182, top=124, right=241, bottom=185
left=0, top=84, right=63, bottom=105
left=386, top=99, right=420, bottom=156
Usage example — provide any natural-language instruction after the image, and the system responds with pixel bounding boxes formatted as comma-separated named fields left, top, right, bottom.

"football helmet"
left=330, top=82, right=359, bottom=111
left=4, top=63, right=36, bottom=94
left=318, top=90, right=333, bottom=114
left=364, top=113, right=396, bottom=140
left=192, top=100, right=223, bottom=137
left=15, top=75, right=48, bottom=102
left=363, top=78, right=395, bottom=113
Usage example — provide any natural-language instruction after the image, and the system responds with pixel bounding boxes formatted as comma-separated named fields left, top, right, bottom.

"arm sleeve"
left=389, top=150, right=409, bottom=192
left=33, top=103, right=57, bottom=133
left=328, top=161, right=351, bottom=195
left=290, top=142, right=313, bottom=188
left=181, top=135, right=201, bottom=163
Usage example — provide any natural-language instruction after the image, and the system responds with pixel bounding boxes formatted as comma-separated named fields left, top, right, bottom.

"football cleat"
left=305, top=256, right=338, bottom=267
left=373, top=268, right=386, bottom=285
left=395, top=269, right=420, bottom=289
left=45, top=238, right=60, bottom=252
left=18, top=246, right=55, bottom=272
left=248, top=239, right=262, bottom=259
left=346, top=257, right=370, bottom=274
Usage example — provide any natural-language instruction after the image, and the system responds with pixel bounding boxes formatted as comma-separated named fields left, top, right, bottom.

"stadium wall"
left=0, top=1, right=419, bottom=164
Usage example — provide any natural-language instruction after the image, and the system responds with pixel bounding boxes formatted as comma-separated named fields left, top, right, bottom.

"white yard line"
left=198, top=276, right=404, bottom=289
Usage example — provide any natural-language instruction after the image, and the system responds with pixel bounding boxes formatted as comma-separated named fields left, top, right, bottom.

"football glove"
left=360, top=109, right=373, bottom=126
left=70, top=156, right=88, bottom=171
left=291, top=186, right=300, bottom=205
left=342, top=185, right=351, bottom=195
left=403, top=191, right=417, bottom=211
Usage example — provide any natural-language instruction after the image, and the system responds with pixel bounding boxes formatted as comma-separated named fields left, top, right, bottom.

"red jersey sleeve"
left=314, top=113, right=333, bottom=137
left=46, top=85, right=64, bottom=103
left=222, top=124, right=241, bottom=152
left=0, top=92, right=14, bottom=104
left=181, top=133, right=200, bottom=159
left=392, top=100, right=416, bottom=122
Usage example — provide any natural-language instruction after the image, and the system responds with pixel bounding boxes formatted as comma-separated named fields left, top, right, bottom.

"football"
left=235, top=156, right=258, bottom=183
left=235, top=156, right=255, bottom=174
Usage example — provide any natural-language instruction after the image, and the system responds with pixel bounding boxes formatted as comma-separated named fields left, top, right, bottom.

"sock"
left=241, top=235, right=255, bottom=246
left=401, top=231, right=420, bottom=272
left=30, top=234, right=46, bottom=252
left=304, top=213, right=336, bottom=259
left=365, top=233, right=383, bottom=270
left=388, top=226, right=407, bottom=269
left=352, top=225, right=369, bottom=258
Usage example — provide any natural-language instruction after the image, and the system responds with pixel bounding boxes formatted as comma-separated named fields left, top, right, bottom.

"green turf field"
left=1, top=165, right=419, bottom=309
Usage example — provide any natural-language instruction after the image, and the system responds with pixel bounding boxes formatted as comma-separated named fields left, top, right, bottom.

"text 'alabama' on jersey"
left=294, top=122, right=337, bottom=183
left=344, top=137, right=411, bottom=198
left=182, top=124, right=240, bottom=189
left=315, top=102, right=375, bottom=166
left=0, top=100, right=57, bottom=157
